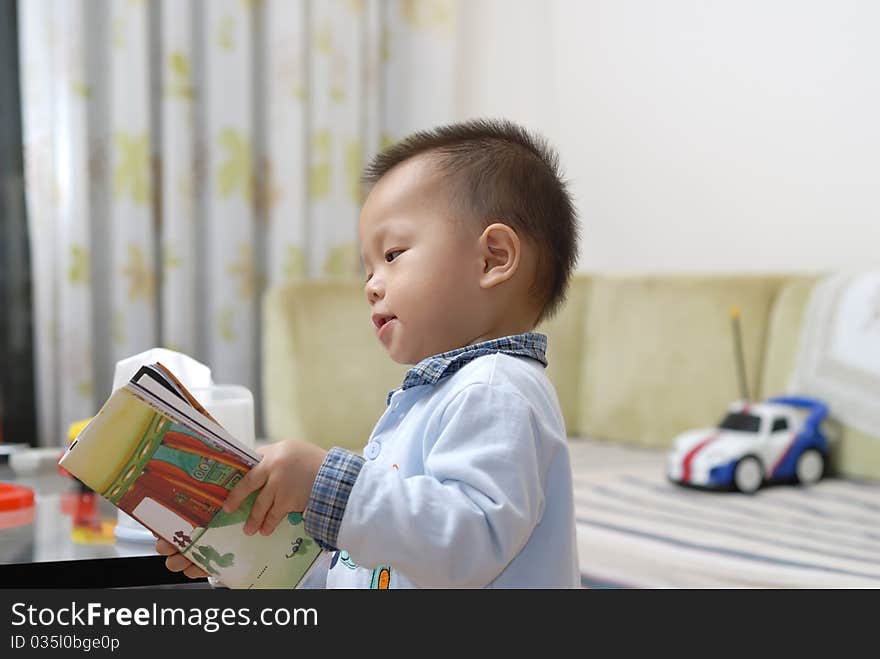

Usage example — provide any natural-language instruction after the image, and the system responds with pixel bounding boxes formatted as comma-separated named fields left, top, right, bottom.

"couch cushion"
left=577, top=275, right=788, bottom=448
left=262, top=280, right=407, bottom=450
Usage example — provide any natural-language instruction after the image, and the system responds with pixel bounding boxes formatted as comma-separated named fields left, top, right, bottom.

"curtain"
left=1, top=0, right=37, bottom=447
left=19, top=0, right=459, bottom=447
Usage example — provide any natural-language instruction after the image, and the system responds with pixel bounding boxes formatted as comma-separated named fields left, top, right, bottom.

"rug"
left=570, top=437, right=880, bottom=588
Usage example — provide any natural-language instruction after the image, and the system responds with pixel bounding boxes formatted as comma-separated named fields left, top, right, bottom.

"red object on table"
left=0, top=483, right=36, bottom=529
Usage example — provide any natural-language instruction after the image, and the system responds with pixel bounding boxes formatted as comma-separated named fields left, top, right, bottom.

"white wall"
left=456, top=0, right=880, bottom=273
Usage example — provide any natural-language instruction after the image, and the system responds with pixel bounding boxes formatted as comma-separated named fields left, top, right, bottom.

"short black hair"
left=362, top=118, right=579, bottom=324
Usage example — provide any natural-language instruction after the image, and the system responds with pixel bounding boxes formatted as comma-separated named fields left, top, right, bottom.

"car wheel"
left=734, top=456, right=763, bottom=494
left=795, top=449, right=825, bottom=485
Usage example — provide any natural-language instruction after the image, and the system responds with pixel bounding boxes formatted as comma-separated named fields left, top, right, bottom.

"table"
left=0, top=460, right=206, bottom=588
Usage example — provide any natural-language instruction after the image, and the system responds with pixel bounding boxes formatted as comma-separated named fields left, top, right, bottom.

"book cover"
left=59, top=366, right=323, bottom=589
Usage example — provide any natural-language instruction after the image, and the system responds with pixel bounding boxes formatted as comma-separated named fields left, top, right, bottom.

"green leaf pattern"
left=217, top=15, right=235, bottom=51
left=166, top=51, right=194, bottom=99
left=121, top=243, right=156, bottom=302
left=309, top=130, right=332, bottom=200
left=345, top=138, right=364, bottom=204
left=218, top=308, right=236, bottom=342
left=68, top=246, right=90, bottom=284
left=112, top=16, right=125, bottom=50
left=217, top=127, right=253, bottom=202
left=163, top=244, right=181, bottom=270
left=400, top=0, right=456, bottom=37
left=112, top=311, right=125, bottom=346
left=114, top=132, right=151, bottom=205
left=227, top=242, right=258, bottom=299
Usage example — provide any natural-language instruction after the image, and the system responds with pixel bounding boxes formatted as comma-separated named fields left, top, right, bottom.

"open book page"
left=127, top=366, right=258, bottom=466
left=59, top=366, right=323, bottom=589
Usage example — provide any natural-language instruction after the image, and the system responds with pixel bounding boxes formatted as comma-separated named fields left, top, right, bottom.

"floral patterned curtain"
left=19, top=0, right=458, bottom=446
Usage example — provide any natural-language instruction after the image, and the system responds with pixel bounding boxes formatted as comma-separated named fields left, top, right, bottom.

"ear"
left=478, top=223, right=520, bottom=289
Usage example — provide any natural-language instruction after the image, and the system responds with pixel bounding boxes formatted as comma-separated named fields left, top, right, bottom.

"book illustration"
left=60, top=371, right=323, bottom=589
left=106, top=413, right=252, bottom=537
left=285, top=534, right=314, bottom=558
left=191, top=545, right=234, bottom=575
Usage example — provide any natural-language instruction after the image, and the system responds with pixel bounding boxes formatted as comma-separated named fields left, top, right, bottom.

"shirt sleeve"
left=303, top=447, right=365, bottom=551
left=336, top=382, right=547, bottom=588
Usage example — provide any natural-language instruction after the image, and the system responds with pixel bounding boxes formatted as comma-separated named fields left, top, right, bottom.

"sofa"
left=261, top=274, right=880, bottom=482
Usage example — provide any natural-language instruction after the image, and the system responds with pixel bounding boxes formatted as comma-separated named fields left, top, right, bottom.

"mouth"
left=371, top=313, right=397, bottom=332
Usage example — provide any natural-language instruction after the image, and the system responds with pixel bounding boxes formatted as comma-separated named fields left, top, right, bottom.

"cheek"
left=392, top=244, right=481, bottom=317
left=408, top=262, right=465, bottom=303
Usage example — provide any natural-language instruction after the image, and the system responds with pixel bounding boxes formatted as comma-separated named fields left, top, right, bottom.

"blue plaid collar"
left=387, top=332, right=548, bottom=405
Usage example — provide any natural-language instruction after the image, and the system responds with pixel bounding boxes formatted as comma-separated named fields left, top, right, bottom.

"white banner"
left=790, top=270, right=880, bottom=438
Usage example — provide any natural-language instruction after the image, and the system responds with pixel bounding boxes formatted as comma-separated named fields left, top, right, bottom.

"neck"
left=465, top=316, right=537, bottom=347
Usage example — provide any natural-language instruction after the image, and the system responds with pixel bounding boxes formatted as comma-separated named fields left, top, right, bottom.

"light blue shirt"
left=319, top=336, right=580, bottom=588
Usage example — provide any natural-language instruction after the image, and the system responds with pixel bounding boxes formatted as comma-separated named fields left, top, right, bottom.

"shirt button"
left=365, top=441, right=381, bottom=460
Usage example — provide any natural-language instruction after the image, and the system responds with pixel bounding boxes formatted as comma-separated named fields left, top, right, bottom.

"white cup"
left=190, top=384, right=256, bottom=450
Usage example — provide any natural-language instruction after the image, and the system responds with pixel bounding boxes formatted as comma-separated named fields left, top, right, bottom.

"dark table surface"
left=0, top=458, right=207, bottom=588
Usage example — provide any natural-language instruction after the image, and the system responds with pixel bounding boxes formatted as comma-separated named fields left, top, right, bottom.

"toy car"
left=666, top=396, right=829, bottom=494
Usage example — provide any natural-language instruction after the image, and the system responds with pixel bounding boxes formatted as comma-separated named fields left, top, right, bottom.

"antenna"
left=730, top=306, right=749, bottom=402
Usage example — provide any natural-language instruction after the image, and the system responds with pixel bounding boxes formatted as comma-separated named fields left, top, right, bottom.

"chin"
left=386, top=341, right=426, bottom=366
left=388, top=349, right=418, bottom=366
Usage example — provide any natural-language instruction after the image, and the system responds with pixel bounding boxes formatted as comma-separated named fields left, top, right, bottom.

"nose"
left=365, top=277, right=384, bottom=304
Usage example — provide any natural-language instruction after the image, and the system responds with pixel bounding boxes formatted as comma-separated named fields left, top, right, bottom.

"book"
left=58, top=362, right=323, bottom=589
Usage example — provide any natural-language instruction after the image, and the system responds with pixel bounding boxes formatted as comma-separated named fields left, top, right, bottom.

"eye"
left=365, top=273, right=373, bottom=283
left=385, top=249, right=403, bottom=263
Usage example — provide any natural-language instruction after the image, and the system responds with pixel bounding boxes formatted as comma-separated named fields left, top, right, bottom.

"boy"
left=158, top=118, right=581, bottom=588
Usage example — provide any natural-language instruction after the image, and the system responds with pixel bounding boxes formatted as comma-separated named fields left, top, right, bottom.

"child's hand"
left=223, top=439, right=328, bottom=537
left=155, top=538, right=210, bottom=579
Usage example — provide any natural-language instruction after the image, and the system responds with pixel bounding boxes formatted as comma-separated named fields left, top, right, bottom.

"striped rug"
left=569, top=437, right=880, bottom=588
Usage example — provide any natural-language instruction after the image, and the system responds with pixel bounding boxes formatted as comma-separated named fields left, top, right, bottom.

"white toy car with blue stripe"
left=666, top=396, right=829, bottom=494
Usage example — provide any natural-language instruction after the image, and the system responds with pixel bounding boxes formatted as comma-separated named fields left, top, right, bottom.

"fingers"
left=157, top=538, right=208, bottom=579
left=155, top=538, right=177, bottom=556
left=243, top=485, right=274, bottom=536
left=183, top=564, right=210, bottom=579
left=260, top=506, right=288, bottom=537
left=223, top=463, right=268, bottom=514
left=161, top=546, right=210, bottom=579
left=164, top=551, right=194, bottom=573
left=167, top=554, right=209, bottom=579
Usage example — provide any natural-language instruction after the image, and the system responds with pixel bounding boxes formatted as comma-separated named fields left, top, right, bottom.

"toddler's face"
left=359, top=157, right=486, bottom=364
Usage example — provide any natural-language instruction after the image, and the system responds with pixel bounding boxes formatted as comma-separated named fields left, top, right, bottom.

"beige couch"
left=262, top=274, right=880, bottom=481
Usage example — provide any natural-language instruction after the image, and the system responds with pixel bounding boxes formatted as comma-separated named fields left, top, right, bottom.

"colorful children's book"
left=59, top=362, right=323, bottom=589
